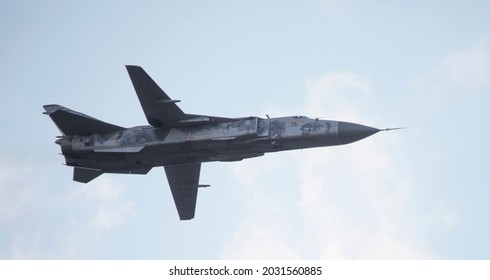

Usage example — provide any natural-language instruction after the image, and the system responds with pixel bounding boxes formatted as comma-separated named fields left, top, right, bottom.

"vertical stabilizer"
left=43, top=104, right=124, bottom=136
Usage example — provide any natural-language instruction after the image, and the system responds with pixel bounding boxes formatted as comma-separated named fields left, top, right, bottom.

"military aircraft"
left=44, top=66, right=394, bottom=220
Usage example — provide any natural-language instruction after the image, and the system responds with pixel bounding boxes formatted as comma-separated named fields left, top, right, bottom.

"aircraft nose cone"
left=338, top=121, right=380, bottom=145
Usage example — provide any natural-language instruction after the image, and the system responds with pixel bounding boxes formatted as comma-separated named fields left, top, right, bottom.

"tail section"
left=43, top=104, right=124, bottom=136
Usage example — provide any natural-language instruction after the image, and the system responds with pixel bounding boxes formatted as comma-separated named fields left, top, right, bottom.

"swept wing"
left=126, top=65, right=233, bottom=128
left=164, top=163, right=209, bottom=220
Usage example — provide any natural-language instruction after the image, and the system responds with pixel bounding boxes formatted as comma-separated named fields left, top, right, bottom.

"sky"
left=1, top=0, right=489, bottom=259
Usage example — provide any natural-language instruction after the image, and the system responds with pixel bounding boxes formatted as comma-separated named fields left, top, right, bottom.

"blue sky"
left=1, top=0, right=489, bottom=259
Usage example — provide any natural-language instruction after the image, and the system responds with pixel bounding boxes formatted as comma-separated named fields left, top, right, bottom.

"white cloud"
left=0, top=158, right=57, bottom=227
left=295, top=73, right=435, bottom=258
left=222, top=44, right=490, bottom=258
left=296, top=145, right=434, bottom=259
left=305, top=71, right=373, bottom=120
left=222, top=221, right=300, bottom=259
left=76, top=177, right=135, bottom=235
left=0, top=158, right=31, bottom=222
left=221, top=70, right=436, bottom=259
left=317, top=0, right=351, bottom=20
left=408, top=44, right=490, bottom=113
left=0, top=157, right=135, bottom=258
left=440, top=44, right=490, bottom=90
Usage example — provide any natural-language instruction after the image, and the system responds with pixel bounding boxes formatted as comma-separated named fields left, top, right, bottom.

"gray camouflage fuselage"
left=58, top=116, right=377, bottom=173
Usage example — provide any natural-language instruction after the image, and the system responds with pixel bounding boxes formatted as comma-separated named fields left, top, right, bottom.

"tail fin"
left=43, top=104, right=124, bottom=136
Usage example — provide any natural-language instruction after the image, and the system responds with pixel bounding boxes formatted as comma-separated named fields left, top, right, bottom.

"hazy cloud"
left=0, top=158, right=32, bottom=222
left=440, top=44, right=490, bottom=90
left=222, top=221, right=300, bottom=259
left=222, top=45, right=490, bottom=259
left=305, top=71, right=373, bottom=120
left=74, top=177, right=135, bottom=235
left=409, top=44, right=490, bottom=113
left=222, top=70, right=436, bottom=259
left=0, top=157, right=134, bottom=258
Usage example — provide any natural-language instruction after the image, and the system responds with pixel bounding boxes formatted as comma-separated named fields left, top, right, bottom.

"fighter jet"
left=44, top=66, right=392, bottom=220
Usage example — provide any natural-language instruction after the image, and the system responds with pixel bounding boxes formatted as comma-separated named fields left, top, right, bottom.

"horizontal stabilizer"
left=43, top=104, right=124, bottom=136
left=73, top=167, right=103, bottom=183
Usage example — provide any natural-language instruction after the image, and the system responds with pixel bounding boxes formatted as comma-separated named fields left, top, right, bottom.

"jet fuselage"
left=58, top=116, right=378, bottom=174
